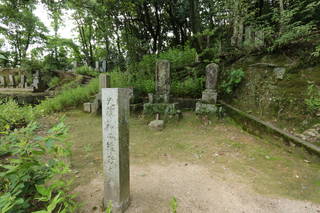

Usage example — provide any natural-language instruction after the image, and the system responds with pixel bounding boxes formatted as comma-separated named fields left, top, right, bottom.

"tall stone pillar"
left=202, top=63, right=219, bottom=104
left=102, top=88, right=130, bottom=213
left=155, top=60, right=171, bottom=103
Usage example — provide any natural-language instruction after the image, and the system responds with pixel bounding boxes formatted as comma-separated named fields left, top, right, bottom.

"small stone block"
left=148, top=120, right=164, bottom=131
left=84, top=102, right=91, bottom=112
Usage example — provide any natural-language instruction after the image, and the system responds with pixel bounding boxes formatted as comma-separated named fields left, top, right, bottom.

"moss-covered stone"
left=195, top=102, right=218, bottom=115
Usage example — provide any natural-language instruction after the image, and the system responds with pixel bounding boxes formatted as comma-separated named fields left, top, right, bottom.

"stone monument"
left=8, top=75, right=15, bottom=88
left=32, top=71, right=40, bottom=91
left=18, top=75, right=27, bottom=88
left=95, top=61, right=100, bottom=71
left=102, top=88, right=130, bottom=213
left=84, top=74, right=110, bottom=114
left=143, top=60, right=181, bottom=129
left=101, top=60, right=107, bottom=72
left=0, top=76, right=6, bottom=87
left=195, top=63, right=219, bottom=115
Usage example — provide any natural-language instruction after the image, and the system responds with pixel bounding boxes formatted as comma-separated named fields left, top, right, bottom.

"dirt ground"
left=64, top=110, right=320, bottom=213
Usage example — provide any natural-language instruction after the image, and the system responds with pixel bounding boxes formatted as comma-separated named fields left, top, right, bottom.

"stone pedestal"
left=201, top=89, right=217, bottom=104
left=195, top=102, right=218, bottom=115
left=102, top=88, right=130, bottom=213
left=83, top=103, right=92, bottom=112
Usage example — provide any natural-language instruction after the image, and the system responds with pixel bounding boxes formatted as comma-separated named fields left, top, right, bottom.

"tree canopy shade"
left=0, top=0, right=319, bottom=69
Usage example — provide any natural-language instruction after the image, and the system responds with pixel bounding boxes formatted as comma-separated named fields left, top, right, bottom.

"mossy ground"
left=63, top=110, right=320, bottom=204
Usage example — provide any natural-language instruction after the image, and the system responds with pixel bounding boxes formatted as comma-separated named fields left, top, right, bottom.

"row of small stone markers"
left=0, top=71, right=41, bottom=92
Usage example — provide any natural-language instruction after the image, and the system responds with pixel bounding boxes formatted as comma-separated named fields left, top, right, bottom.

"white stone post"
left=102, top=88, right=130, bottom=213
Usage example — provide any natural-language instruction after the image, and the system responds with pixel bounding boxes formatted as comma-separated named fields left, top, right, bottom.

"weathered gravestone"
left=102, top=88, right=130, bottom=213
left=143, top=60, right=181, bottom=128
left=155, top=60, right=170, bottom=103
left=8, top=75, right=16, bottom=88
left=244, top=26, right=255, bottom=49
left=101, top=60, right=107, bottom=73
left=19, top=75, right=27, bottom=88
left=95, top=61, right=100, bottom=71
left=32, top=71, right=40, bottom=91
left=255, top=30, right=265, bottom=48
left=195, top=63, right=219, bottom=115
left=72, top=61, right=78, bottom=70
left=83, top=74, right=110, bottom=113
left=0, top=76, right=6, bottom=87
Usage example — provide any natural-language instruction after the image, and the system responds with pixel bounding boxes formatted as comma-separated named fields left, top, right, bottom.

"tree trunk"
left=279, top=0, right=284, bottom=34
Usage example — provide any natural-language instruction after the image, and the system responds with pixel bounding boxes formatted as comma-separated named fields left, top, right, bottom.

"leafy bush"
left=0, top=122, right=76, bottom=213
left=159, top=46, right=197, bottom=70
left=48, top=76, right=60, bottom=89
left=220, top=68, right=245, bottom=95
left=305, top=84, right=320, bottom=112
left=75, top=65, right=99, bottom=77
left=273, top=23, right=315, bottom=50
left=108, top=69, right=155, bottom=96
left=171, top=77, right=203, bottom=98
left=0, top=100, right=35, bottom=133
left=35, top=78, right=99, bottom=114
left=128, top=46, right=197, bottom=79
left=108, top=70, right=130, bottom=88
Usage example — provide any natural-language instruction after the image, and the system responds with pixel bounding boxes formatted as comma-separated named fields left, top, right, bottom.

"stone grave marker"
left=202, top=63, right=218, bottom=104
left=32, top=75, right=40, bottom=90
left=95, top=61, right=100, bottom=71
left=19, top=75, right=26, bottom=88
left=102, top=88, right=130, bottom=213
left=155, top=60, right=170, bottom=103
left=8, top=75, right=15, bottom=88
left=196, top=63, right=219, bottom=115
left=0, top=76, right=6, bottom=87
left=143, top=60, right=181, bottom=128
left=101, top=60, right=107, bottom=72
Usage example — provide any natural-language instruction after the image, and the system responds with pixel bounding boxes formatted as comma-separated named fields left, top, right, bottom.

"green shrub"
left=35, top=78, right=99, bottom=114
left=159, top=46, right=197, bottom=70
left=0, top=121, right=76, bottom=213
left=220, top=68, right=245, bottom=95
left=0, top=100, right=35, bottom=133
left=48, top=76, right=60, bottom=89
left=171, top=77, right=203, bottom=98
left=128, top=46, right=197, bottom=79
left=305, top=84, right=320, bottom=112
left=75, top=65, right=99, bottom=77
left=108, top=70, right=130, bottom=88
